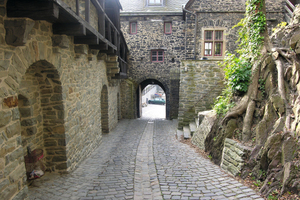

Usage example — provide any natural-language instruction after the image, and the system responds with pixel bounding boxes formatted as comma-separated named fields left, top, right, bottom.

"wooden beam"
left=98, top=11, right=105, bottom=37
left=74, top=36, right=99, bottom=45
left=106, top=22, right=112, bottom=42
left=89, top=43, right=108, bottom=50
left=53, top=23, right=86, bottom=36
left=101, top=47, right=115, bottom=55
left=76, top=0, right=80, bottom=16
left=85, top=0, right=90, bottom=23
left=7, top=0, right=59, bottom=22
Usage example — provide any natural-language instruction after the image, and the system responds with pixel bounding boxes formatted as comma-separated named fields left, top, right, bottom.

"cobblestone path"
left=28, top=119, right=264, bottom=200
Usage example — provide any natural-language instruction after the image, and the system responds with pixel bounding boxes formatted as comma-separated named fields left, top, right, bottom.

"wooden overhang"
left=6, top=0, right=128, bottom=79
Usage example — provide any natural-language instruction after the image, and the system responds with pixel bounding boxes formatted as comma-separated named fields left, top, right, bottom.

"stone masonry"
left=221, top=138, right=253, bottom=176
left=0, top=1, right=122, bottom=199
left=178, top=60, right=224, bottom=128
left=185, top=0, right=286, bottom=59
left=120, top=12, right=185, bottom=119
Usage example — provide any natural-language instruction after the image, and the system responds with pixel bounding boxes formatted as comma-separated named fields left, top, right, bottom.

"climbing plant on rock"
left=209, top=2, right=300, bottom=198
left=214, top=0, right=267, bottom=118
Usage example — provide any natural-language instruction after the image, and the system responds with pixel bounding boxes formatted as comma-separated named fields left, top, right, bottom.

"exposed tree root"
left=242, top=100, right=256, bottom=141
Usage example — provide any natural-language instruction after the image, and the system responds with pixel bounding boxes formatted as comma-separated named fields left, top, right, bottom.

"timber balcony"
left=285, top=0, right=299, bottom=23
left=6, top=0, right=128, bottom=79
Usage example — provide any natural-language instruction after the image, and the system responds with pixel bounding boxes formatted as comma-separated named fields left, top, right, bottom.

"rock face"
left=191, top=110, right=217, bottom=150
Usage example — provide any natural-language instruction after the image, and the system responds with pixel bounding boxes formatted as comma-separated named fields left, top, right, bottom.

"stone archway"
left=101, top=85, right=109, bottom=133
left=136, top=79, right=170, bottom=119
left=18, top=60, right=67, bottom=176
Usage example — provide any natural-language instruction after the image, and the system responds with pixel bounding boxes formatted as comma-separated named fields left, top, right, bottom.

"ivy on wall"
left=213, top=0, right=266, bottom=115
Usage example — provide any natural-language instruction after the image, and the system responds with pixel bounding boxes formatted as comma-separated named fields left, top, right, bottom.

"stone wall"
left=185, top=0, right=286, bottom=60
left=221, top=138, right=252, bottom=176
left=187, top=0, right=285, bottom=13
left=178, top=60, right=224, bottom=128
left=0, top=2, right=121, bottom=200
left=120, top=15, right=185, bottom=119
left=120, top=79, right=136, bottom=119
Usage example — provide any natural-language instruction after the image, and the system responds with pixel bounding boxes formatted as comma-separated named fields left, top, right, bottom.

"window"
left=204, top=30, right=224, bottom=57
left=151, top=50, right=164, bottom=62
left=148, top=0, right=163, bottom=6
left=130, top=22, right=137, bottom=34
left=164, top=22, right=172, bottom=34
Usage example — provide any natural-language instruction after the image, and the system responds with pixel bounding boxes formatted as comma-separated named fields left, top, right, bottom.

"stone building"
left=177, top=0, right=286, bottom=128
left=119, top=0, right=188, bottom=120
left=118, top=0, right=285, bottom=127
left=0, top=0, right=128, bottom=199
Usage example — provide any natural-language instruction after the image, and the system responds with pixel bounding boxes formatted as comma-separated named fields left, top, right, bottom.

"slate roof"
left=119, top=0, right=189, bottom=14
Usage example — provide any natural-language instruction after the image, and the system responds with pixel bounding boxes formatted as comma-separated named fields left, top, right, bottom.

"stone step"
left=176, top=129, right=183, bottom=139
left=189, top=122, right=197, bottom=134
left=183, top=126, right=191, bottom=139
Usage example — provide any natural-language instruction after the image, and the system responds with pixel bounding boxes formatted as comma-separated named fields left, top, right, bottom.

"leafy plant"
left=272, top=21, right=287, bottom=34
left=213, top=87, right=235, bottom=115
left=259, top=78, right=266, bottom=96
left=254, top=180, right=262, bottom=187
left=221, top=53, right=252, bottom=93
left=213, top=0, right=266, bottom=115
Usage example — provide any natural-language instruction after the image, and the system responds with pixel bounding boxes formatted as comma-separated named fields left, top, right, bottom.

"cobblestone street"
left=28, top=118, right=263, bottom=200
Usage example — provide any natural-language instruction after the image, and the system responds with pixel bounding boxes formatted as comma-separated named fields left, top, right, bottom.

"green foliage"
left=272, top=22, right=287, bottom=34
left=259, top=78, right=266, bottom=96
left=222, top=53, right=252, bottom=93
left=254, top=180, right=262, bottom=187
left=235, top=0, right=266, bottom=59
left=213, top=87, right=235, bottom=115
left=213, top=0, right=266, bottom=115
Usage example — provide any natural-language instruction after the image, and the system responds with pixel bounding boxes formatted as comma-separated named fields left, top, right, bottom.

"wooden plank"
left=53, top=23, right=86, bottom=36
left=286, top=0, right=295, bottom=11
left=98, top=11, right=105, bottom=36
left=285, top=5, right=294, bottom=17
left=106, top=22, right=112, bottom=42
left=85, top=0, right=90, bottom=23
left=89, top=43, right=108, bottom=50
left=7, top=0, right=59, bottom=22
left=101, top=47, right=116, bottom=55
left=74, top=36, right=99, bottom=45
left=76, top=0, right=80, bottom=16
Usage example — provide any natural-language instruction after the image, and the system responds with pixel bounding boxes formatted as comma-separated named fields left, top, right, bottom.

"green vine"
left=235, top=0, right=266, bottom=59
left=213, top=0, right=266, bottom=115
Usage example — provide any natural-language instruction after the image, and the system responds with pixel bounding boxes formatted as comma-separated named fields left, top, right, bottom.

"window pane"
left=215, top=31, right=223, bottom=40
left=205, top=31, right=213, bottom=40
left=149, top=0, right=162, bottom=5
left=165, top=23, right=171, bottom=33
left=152, top=51, right=157, bottom=61
left=204, top=42, right=212, bottom=56
left=158, top=51, right=163, bottom=61
left=132, top=23, right=136, bottom=33
left=215, top=42, right=222, bottom=56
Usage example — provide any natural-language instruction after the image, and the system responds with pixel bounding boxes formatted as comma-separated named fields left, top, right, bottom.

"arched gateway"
left=136, top=79, right=170, bottom=119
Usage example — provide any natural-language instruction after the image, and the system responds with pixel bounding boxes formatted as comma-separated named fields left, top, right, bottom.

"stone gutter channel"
left=134, top=120, right=163, bottom=200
